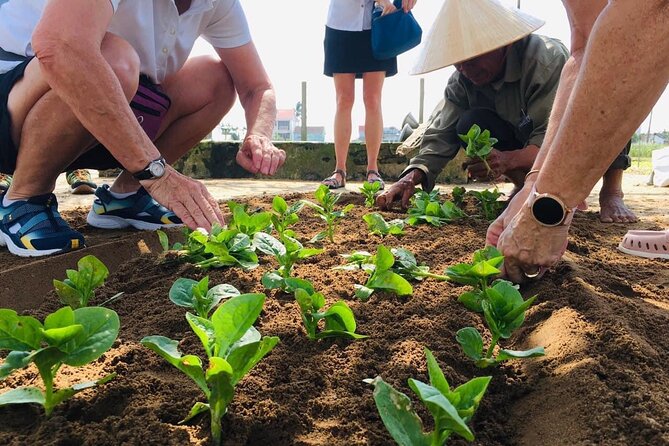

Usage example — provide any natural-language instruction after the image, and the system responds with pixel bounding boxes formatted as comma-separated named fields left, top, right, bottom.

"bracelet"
left=525, top=169, right=540, bottom=181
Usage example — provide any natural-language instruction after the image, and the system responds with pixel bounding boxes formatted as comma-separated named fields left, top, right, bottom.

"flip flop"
left=322, top=169, right=346, bottom=190
left=617, top=229, right=669, bottom=259
left=366, top=170, right=385, bottom=190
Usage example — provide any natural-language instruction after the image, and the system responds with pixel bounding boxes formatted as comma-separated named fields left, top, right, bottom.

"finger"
left=199, top=183, right=225, bottom=225
left=376, top=192, right=389, bottom=210
left=401, top=185, right=414, bottom=209
left=251, top=145, right=265, bottom=172
left=485, top=216, right=504, bottom=246
left=236, top=149, right=256, bottom=173
left=171, top=201, right=198, bottom=230
left=501, top=259, right=526, bottom=284
left=180, top=192, right=211, bottom=231
left=259, top=152, right=272, bottom=175
left=276, top=149, right=287, bottom=169
left=268, top=151, right=281, bottom=176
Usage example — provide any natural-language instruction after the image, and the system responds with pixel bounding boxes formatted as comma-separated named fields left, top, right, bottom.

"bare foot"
left=599, top=192, right=638, bottom=223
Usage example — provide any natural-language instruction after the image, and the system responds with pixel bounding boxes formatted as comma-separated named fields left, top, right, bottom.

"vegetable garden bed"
left=1, top=190, right=668, bottom=446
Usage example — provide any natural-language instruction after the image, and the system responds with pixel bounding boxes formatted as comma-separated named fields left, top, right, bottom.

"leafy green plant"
left=360, top=181, right=381, bottom=208
left=270, top=195, right=304, bottom=241
left=142, top=293, right=278, bottom=446
left=445, top=246, right=504, bottom=312
left=391, top=248, right=449, bottom=281
left=169, top=276, right=240, bottom=319
left=226, top=201, right=272, bottom=236
left=456, top=280, right=544, bottom=368
left=159, top=224, right=259, bottom=270
left=406, top=191, right=465, bottom=227
left=468, top=189, right=505, bottom=221
left=302, top=184, right=355, bottom=243
left=353, top=245, right=413, bottom=300
left=253, top=232, right=323, bottom=291
left=52, top=255, right=109, bottom=309
left=157, top=228, right=186, bottom=252
left=287, top=278, right=366, bottom=340
left=365, top=348, right=491, bottom=445
left=363, top=213, right=405, bottom=237
left=451, top=186, right=466, bottom=209
left=458, top=124, right=498, bottom=174
left=0, top=306, right=119, bottom=416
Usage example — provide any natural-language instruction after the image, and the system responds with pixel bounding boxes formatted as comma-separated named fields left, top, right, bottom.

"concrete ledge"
left=102, top=142, right=468, bottom=183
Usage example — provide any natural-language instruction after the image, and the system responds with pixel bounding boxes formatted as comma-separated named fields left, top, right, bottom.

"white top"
left=0, top=0, right=252, bottom=82
left=326, top=0, right=375, bottom=32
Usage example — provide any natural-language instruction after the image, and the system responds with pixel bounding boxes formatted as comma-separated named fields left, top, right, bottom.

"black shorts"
left=323, top=26, right=397, bottom=78
left=0, top=59, right=170, bottom=174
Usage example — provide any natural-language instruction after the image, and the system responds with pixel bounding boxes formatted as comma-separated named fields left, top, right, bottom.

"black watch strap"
left=132, top=157, right=166, bottom=181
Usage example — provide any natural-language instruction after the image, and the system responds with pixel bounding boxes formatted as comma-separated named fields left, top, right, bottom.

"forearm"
left=510, top=144, right=539, bottom=172
left=241, top=84, right=276, bottom=139
left=535, top=0, right=669, bottom=208
left=33, top=42, right=158, bottom=173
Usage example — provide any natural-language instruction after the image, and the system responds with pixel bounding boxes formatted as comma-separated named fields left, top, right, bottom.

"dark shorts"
left=0, top=59, right=170, bottom=174
left=324, top=26, right=397, bottom=78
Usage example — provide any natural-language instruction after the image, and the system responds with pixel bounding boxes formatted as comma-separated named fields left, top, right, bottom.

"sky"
left=191, top=0, right=669, bottom=141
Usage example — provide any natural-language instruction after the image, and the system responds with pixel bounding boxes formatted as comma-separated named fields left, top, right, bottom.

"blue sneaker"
left=0, top=193, right=85, bottom=257
left=86, top=184, right=182, bottom=230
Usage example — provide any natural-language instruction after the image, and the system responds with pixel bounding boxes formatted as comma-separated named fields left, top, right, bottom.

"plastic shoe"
left=0, top=193, right=85, bottom=257
left=0, top=173, right=12, bottom=192
left=66, top=169, right=97, bottom=195
left=86, top=184, right=182, bottom=230
left=618, top=229, right=669, bottom=260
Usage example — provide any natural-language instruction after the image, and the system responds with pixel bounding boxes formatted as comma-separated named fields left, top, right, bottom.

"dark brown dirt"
left=1, top=191, right=668, bottom=446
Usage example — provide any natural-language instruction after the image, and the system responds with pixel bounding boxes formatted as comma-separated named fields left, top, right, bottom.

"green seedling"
left=169, top=276, right=240, bottom=319
left=354, top=245, right=413, bottom=301
left=288, top=278, right=366, bottom=340
left=363, top=213, right=405, bottom=237
left=160, top=224, right=259, bottom=270
left=53, top=255, right=109, bottom=309
left=270, top=195, right=304, bottom=241
left=451, top=186, right=466, bottom=209
left=406, top=190, right=465, bottom=227
left=142, top=293, right=278, bottom=446
left=335, top=250, right=376, bottom=272
left=226, top=201, right=272, bottom=237
left=456, top=280, right=544, bottom=368
left=157, top=228, right=186, bottom=252
left=254, top=232, right=323, bottom=291
left=360, top=181, right=381, bottom=208
left=365, top=348, right=491, bottom=446
left=458, top=124, right=498, bottom=174
left=391, top=248, right=449, bottom=281
left=0, top=306, right=119, bottom=416
left=302, top=184, right=355, bottom=243
left=445, top=246, right=504, bottom=312
left=468, top=189, right=505, bottom=221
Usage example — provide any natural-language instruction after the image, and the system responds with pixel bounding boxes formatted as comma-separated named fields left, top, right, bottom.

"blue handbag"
left=371, top=0, right=422, bottom=60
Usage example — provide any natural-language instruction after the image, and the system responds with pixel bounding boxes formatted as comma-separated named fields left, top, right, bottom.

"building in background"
left=274, top=109, right=297, bottom=141
left=293, top=126, right=326, bottom=142
left=356, top=125, right=402, bottom=143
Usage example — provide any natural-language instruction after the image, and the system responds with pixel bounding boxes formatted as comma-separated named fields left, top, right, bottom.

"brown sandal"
left=322, top=169, right=346, bottom=189
left=366, top=170, right=385, bottom=190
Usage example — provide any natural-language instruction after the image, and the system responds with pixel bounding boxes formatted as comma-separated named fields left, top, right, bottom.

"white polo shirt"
left=0, top=0, right=252, bottom=83
left=326, top=0, right=375, bottom=32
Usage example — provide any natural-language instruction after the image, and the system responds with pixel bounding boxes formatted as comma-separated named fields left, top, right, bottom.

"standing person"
left=321, top=0, right=417, bottom=190
left=0, top=0, right=286, bottom=257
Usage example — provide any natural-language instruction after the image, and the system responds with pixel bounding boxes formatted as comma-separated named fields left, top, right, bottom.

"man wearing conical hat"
left=377, top=0, right=637, bottom=224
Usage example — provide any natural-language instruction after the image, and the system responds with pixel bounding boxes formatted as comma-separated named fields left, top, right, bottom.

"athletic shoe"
left=0, top=173, right=12, bottom=192
left=0, top=193, right=85, bottom=257
left=66, top=169, right=97, bottom=195
left=86, top=184, right=182, bottom=230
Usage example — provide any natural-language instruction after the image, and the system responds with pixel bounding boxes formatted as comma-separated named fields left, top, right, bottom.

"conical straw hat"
left=410, top=0, right=545, bottom=75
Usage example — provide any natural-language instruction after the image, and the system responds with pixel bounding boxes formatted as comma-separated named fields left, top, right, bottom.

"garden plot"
left=1, top=188, right=668, bottom=446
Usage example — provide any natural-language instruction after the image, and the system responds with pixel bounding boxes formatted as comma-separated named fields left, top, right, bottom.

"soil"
left=1, top=191, right=668, bottom=446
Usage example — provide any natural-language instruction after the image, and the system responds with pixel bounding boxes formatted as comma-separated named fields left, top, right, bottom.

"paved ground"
left=55, top=170, right=667, bottom=226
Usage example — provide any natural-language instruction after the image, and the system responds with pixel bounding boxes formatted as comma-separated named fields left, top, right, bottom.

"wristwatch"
left=132, top=157, right=166, bottom=181
left=528, top=184, right=575, bottom=227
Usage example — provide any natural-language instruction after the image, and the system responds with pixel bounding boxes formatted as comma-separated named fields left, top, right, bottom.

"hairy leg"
left=111, top=55, right=236, bottom=193
left=362, top=71, right=385, bottom=173
left=331, top=73, right=355, bottom=182
left=7, top=33, right=139, bottom=199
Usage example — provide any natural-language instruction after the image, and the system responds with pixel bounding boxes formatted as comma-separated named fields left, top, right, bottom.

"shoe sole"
left=71, top=184, right=96, bottom=195
left=0, top=231, right=64, bottom=257
left=617, top=244, right=669, bottom=260
left=87, top=209, right=182, bottom=231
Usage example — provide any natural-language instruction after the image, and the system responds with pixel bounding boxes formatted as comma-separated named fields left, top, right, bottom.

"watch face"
left=532, top=196, right=565, bottom=226
left=149, top=161, right=165, bottom=178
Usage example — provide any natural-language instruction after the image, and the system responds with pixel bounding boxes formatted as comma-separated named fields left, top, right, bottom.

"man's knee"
left=100, top=33, right=140, bottom=100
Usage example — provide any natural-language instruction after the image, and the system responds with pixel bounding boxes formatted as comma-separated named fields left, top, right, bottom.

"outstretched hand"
left=141, top=166, right=225, bottom=231
left=376, top=169, right=423, bottom=210
left=236, top=134, right=286, bottom=176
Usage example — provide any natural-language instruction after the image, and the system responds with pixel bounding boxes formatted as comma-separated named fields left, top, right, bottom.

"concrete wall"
left=104, top=141, right=468, bottom=183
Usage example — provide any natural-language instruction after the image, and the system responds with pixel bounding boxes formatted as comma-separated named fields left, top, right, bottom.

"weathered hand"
left=377, top=0, right=398, bottom=15
left=401, top=0, right=417, bottom=12
left=236, top=135, right=286, bottom=176
left=376, top=169, right=423, bottom=210
left=464, top=149, right=514, bottom=180
left=486, top=180, right=534, bottom=246
left=496, top=204, right=570, bottom=284
left=141, top=166, right=225, bottom=231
